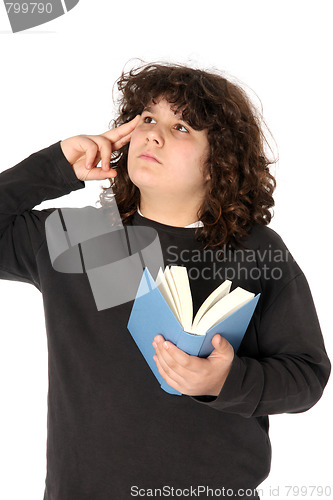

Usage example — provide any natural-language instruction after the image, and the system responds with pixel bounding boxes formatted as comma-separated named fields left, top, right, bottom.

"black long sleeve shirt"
left=0, top=142, right=330, bottom=500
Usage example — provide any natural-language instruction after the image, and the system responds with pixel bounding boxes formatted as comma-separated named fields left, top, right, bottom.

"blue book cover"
left=127, top=268, right=260, bottom=395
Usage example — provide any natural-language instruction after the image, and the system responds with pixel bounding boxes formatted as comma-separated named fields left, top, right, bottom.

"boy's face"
left=127, top=98, right=210, bottom=204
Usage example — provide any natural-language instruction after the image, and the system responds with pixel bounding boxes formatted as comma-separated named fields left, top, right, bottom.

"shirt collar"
left=137, top=207, right=203, bottom=228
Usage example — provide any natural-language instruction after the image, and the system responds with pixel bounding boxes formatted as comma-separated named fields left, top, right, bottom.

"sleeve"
left=192, top=271, right=331, bottom=417
left=0, top=141, right=85, bottom=288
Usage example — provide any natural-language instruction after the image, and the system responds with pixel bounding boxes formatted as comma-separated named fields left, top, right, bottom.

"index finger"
left=153, top=336, right=200, bottom=372
left=101, top=115, right=140, bottom=143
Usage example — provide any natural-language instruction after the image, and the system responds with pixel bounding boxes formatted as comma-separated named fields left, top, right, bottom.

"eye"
left=143, top=115, right=156, bottom=124
left=174, top=123, right=189, bottom=133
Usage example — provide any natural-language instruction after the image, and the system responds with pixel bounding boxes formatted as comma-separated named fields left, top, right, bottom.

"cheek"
left=127, top=132, right=140, bottom=171
left=127, top=132, right=150, bottom=187
left=128, top=130, right=139, bottom=156
left=176, top=146, right=207, bottom=178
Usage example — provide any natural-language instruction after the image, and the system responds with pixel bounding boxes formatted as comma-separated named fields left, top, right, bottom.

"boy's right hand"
left=60, top=115, right=140, bottom=182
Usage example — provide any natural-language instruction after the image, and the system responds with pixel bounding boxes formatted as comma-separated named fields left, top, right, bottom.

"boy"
left=0, top=63, right=330, bottom=499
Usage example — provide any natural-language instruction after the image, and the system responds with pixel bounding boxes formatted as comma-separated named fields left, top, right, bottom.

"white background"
left=0, top=1, right=332, bottom=499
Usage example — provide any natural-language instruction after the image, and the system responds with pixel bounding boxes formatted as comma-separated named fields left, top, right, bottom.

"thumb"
left=80, top=164, right=117, bottom=182
left=209, top=334, right=233, bottom=358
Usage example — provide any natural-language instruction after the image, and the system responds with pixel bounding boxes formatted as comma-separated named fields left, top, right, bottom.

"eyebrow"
left=142, top=105, right=190, bottom=125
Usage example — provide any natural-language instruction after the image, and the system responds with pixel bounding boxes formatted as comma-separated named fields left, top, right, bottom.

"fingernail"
left=152, top=341, right=157, bottom=349
left=86, top=164, right=92, bottom=169
left=163, top=342, right=168, bottom=349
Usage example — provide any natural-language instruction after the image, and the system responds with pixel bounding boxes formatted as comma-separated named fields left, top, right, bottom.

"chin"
left=128, top=167, right=159, bottom=190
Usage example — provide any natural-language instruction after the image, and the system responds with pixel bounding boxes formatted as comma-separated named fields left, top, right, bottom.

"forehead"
left=142, top=97, right=209, bottom=140
left=143, top=98, right=184, bottom=120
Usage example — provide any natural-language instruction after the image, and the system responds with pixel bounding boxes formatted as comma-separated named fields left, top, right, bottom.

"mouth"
left=138, top=152, right=161, bottom=164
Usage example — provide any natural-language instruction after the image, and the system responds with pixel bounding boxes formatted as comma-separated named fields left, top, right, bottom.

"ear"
left=203, top=160, right=211, bottom=182
left=204, top=169, right=211, bottom=183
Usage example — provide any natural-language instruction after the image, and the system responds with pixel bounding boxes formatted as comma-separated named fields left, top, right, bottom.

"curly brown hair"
left=100, top=62, right=277, bottom=249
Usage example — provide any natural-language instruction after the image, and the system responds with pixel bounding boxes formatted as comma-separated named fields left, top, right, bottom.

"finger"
left=112, top=131, right=134, bottom=152
left=153, top=347, right=182, bottom=379
left=83, top=140, right=99, bottom=169
left=208, top=335, right=234, bottom=360
left=73, top=151, right=101, bottom=174
left=95, top=136, right=113, bottom=171
left=153, top=337, right=200, bottom=373
left=82, top=165, right=117, bottom=181
left=101, top=115, right=140, bottom=143
left=81, top=136, right=113, bottom=171
left=153, top=354, right=183, bottom=390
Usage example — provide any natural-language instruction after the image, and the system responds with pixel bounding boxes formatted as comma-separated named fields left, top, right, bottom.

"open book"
left=127, top=267, right=260, bottom=395
left=156, top=265, right=255, bottom=335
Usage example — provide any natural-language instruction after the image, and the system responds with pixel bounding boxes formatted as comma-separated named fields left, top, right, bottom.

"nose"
left=145, top=126, right=164, bottom=146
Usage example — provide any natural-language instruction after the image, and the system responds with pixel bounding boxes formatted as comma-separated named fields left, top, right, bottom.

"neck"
left=139, top=196, right=202, bottom=227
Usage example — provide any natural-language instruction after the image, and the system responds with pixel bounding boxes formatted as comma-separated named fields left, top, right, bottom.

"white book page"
left=164, top=266, right=183, bottom=324
left=192, top=280, right=232, bottom=331
left=170, top=266, right=193, bottom=333
left=194, top=287, right=254, bottom=335
left=156, top=267, right=180, bottom=321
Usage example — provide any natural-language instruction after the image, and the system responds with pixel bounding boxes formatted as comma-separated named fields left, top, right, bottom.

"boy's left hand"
left=152, top=334, right=234, bottom=396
